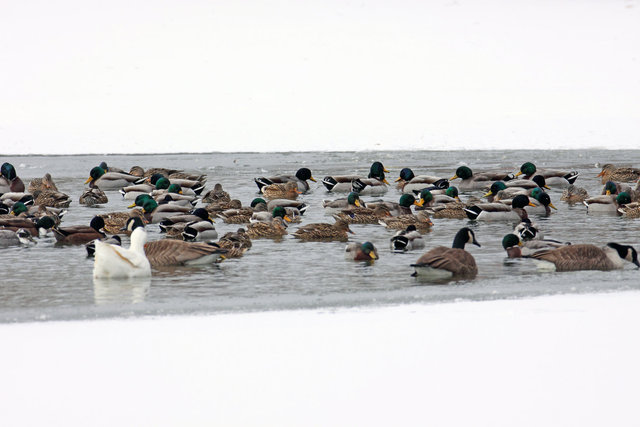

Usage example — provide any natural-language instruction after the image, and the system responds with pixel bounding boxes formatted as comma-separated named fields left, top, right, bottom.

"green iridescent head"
left=347, top=192, right=362, bottom=206
left=616, top=192, right=631, bottom=205
left=502, top=233, right=521, bottom=249
left=399, top=194, right=419, bottom=208
left=11, top=201, right=28, bottom=215
left=452, top=166, right=473, bottom=180
left=155, top=177, right=170, bottom=190
left=445, top=186, right=459, bottom=198
left=519, top=162, right=537, bottom=177
left=419, top=189, right=433, bottom=204
left=142, top=199, right=159, bottom=213
left=251, top=198, right=266, bottom=208
left=167, top=184, right=182, bottom=194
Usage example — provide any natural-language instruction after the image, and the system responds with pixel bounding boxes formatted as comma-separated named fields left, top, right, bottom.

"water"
left=1, top=150, right=639, bottom=323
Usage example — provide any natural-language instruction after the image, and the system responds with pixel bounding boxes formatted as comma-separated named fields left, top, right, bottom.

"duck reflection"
left=93, top=276, right=151, bottom=305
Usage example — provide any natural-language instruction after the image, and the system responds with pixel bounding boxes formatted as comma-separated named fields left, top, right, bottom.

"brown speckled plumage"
left=292, top=219, right=353, bottom=241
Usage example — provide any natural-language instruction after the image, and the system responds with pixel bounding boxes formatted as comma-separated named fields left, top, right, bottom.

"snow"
left=1, top=291, right=639, bottom=426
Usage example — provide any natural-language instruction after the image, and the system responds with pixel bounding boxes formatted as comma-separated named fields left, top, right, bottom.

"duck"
left=395, top=168, right=449, bottom=194
left=141, top=198, right=192, bottom=223
left=501, top=233, right=570, bottom=258
left=618, top=203, right=640, bottom=218
left=583, top=192, right=631, bottom=214
left=378, top=210, right=434, bottom=231
left=28, top=173, right=58, bottom=193
left=254, top=168, right=317, bottom=193
left=322, top=161, right=389, bottom=195
left=0, top=215, right=56, bottom=237
left=260, top=181, right=301, bottom=200
left=333, top=204, right=392, bottom=224
left=250, top=206, right=292, bottom=224
left=560, top=184, right=589, bottom=204
left=98, top=161, right=127, bottom=174
left=0, top=163, right=26, bottom=193
left=450, top=166, right=509, bottom=191
left=217, top=199, right=266, bottom=224
left=85, top=166, right=143, bottom=190
left=266, top=199, right=308, bottom=216
left=485, top=176, right=548, bottom=202
left=597, top=164, right=640, bottom=184
left=79, top=187, right=109, bottom=206
left=181, top=220, right=219, bottom=242
left=206, top=198, right=244, bottom=215
left=246, top=216, right=289, bottom=239
left=513, top=218, right=541, bottom=241
left=128, top=166, right=180, bottom=178
left=202, top=183, right=231, bottom=204
left=32, top=189, right=72, bottom=208
left=322, top=192, right=364, bottom=215
left=377, top=194, right=424, bottom=217
left=216, top=228, right=252, bottom=258
left=515, top=162, right=579, bottom=187
left=292, top=219, right=354, bottom=241
left=158, top=208, right=213, bottom=232
left=98, top=209, right=146, bottom=235
left=53, top=216, right=107, bottom=244
left=528, top=242, right=640, bottom=272
left=524, top=188, right=557, bottom=216
left=0, top=228, right=36, bottom=247
left=345, top=241, right=379, bottom=261
left=390, top=225, right=425, bottom=252
left=93, top=225, right=151, bottom=278
left=411, top=227, right=481, bottom=280
left=464, top=194, right=535, bottom=221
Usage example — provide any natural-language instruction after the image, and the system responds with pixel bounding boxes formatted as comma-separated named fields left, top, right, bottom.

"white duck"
left=93, top=226, right=151, bottom=278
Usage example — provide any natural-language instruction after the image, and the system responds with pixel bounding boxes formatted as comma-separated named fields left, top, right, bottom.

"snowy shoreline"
left=2, top=290, right=638, bottom=426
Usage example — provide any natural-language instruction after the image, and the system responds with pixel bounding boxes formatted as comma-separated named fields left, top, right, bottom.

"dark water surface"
left=1, top=150, right=639, bottom=323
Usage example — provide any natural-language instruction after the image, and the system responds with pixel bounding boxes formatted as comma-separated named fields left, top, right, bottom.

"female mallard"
left=28, top=173, right=58, bottom=193
left=0, top=216, right=56, bottom=237
left=216, top=228, right=251, bottom=258
left=378, top=210, right=433, bottom=231
left=618, top=203, right=640, bottom=218
left=345, top=241, right=379, bottom=261
left=529, top=242, right=640, bottom=271
left=99, top=209, right=146, bottom=235
left=260, top=181, right=301, bottom=200
left=202, top=183, right=231, bottom=204
left=254, top=168, right=317, bottom=193
left=560, top=185, right=589, bottom=204
left=501, top=233, right=570, bottom=258
left=32, top=190, right=72, bottom=208
left=333, top=205, right=392, bottom=224
left=464, top=194, right=535, bottom=221
left=93, top=226, right=151, bottom=278
left=450, top=166, right=509, bottom=191
left=390, top=225, right=425, bottom=252
left=246, top=216, right=289, bottom=239
left=583, top=192, right=631, bottom=214
left=322, top=161, right=389, bottom=195
left=85, top=166, right=143, bottom=190
left=597, top=164, right=640, bottom=184
left=292, top=219, right=353, bottom=241
left=515, top=162, right=579, bottom=187
left=411, top=227, right=481, bottom=280
left=395, top=168, right=449, bottom=194
left=79, top=187, right=108, bottom=206
left=217, top=199, right=265, bottom=224
left=206, top=198, right=244, bottom=215
left=0, top=163, right=25, bottom=193
left=53, top=216, right=106, bottom=244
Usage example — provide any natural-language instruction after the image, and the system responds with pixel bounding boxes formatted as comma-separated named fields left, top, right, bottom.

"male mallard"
left=515, top=162, right=578, bottom=187
left=322, top=192, right=363, bottom=215
left=524, top=188, right=557, bottom=216
left=292, top=219, right=353, bottom=241
left=158, top=208, right=213, bottom=232
left=28, top=173, right=58, bottom=193
left=395, top=168, right=449, bottom=194
left=529, top=243, right=640, bottom=271
left=250, top=206, right=292, bottom=224
left=0, top=216, right=56, bottom=237
left=390, top=225, right=425, bottom=252
left=501, top=233, right=570, bottom=258
left=246, top=216, right=289, bottom=239
left=260, top=181, right=301, bottom=200
left=53, top=216, right=106, bottom=244
left=141, top=198, right=192, bottom=223
left=85, top=166, right=143, bottom=190
left=597, top=164, right=640, bottom=184
left=93, top=225, right=151, bottom=278
left=254, top=168, right=317, bottom=193
left=181, top=220, right=219, bottom=241
left=450, top=166, right=509, bottom=191
left=411, top=227, right=481, bottom=280
left=560, top=185, right=589, bottom=204
left=378, top=210, right=433, bottom=230
left=0, top=163, right=25, bottom=193
left=322, top=161, right=389, bottom=195
left=583, top=192, right=631, bottom=214
left=464, top=194, right=535, bottom=221
left=345, top=241, right=379, bottom=261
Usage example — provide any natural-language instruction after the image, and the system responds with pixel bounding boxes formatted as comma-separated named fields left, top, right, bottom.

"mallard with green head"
left=411, top=227, right=481, bottom=281
left=250, top=206, right=293, bottom=224
left=85, top=166, right=143, bottom=190
left=396, top=168, right=449, bottom=194
left=322, top=161, right=389, bottom=195
left=515, top=162, right=578, bottom=187
left=345, top=241, right=379, bottom=261
left=450, top=166, right=509, bottom=191
left=0, top=163, right=25, bottom=193
left=501, top=233, right=570, bottom=258
left=464, top=194, right=535, bottom=221
left=53, top=216, right=106, bottom=244
left=584, top=192, right=632, bottom=214
left=254, top=167, right=317, bottom=193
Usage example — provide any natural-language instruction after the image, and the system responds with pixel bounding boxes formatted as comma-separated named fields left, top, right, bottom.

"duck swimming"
left=322, top=161, right=389, bottom=195
left=345, top=241, right=379, bottom=261
left=254, top=167, right=316, bottom=193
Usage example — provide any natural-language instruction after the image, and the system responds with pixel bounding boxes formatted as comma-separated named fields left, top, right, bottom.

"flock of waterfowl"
left=1, top=158, right=640, bottom=283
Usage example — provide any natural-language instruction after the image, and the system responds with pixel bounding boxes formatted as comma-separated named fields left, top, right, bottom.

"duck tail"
left=564, top=171, right=579, bottom=185
left=322, top=176, right=338, bottom=191
left=391, top=235, right=409, bottom=252
left=351, top=179, right=367, bottom=193
left=134, top=177, right=147, bottom=185
left=181, top=226, right=197, bottom=241
left=254, top=177, right=272, bottom=191
left=297, top=203, right=308, bottom=215
left=191, top=183, right=206, bottom=195
left=463, top=206, right=481, bottom=220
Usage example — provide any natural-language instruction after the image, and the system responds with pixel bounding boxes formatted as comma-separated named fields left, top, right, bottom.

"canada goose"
left=254, top=168, right=316, bottom=193
left=144, top=239, right=227, bottom=266
left=411, top=227, right=481, bottom=280
left=345, top=242, right=379, bottom=261
left=529, top=243, right=640, bottom=271
left=93, top=226, right=151, bottom=278
left=390, top=225, right=425, bottom=252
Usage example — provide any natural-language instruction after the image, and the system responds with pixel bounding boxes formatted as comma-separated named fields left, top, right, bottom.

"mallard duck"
left=0, top=216, right=56, bottom=237
left=180, top=220, right=219, bottom=241
left=141, top=198, right=192, bottom=223
left=254, top=168, right=317, bottom=193
left=333, top=205, right=392, bottom=224
left=529, top=243, right=639, bottom=271
left=93, top=226, right=151, bottom=278
left=206, top=198, right=244, bottom=215
left=217, top=199, right=265, bottom=224
left=250, top=206, right=294, bottom=224
left=524, top=188, right=557, bottom=216
left=597, top=164, right=640, bottom=184
left=292, top=219, right=353, bottom=241
left=583, top=192, right=631, bottom=214
left=260, top=181, right=301, bottom=200
left=216, top=228, right=252, bottom=258
left=485, top=176, right=548, bottom=202
left=266, top=199, right=308, bottom=216
left=345, top=241, right=379, bottom=261
left=98, top=161, right=126, bottom=174
left=514, top=218, right=541, bottom=241
left=322, top=192, right=363, bottom=215
left=395, top=168, right=449, bottom=194
left=0, top=228, right=36, bottom=247
left=378, top=210, right=434, bottom=230
left=28, top=173, right=58, bottom=193
left=158, top=208, right=213, bottom=232
left=561, top=184, right=589, bottom=204
left=246, top=216, right=289, bottom=239
left=390, top=225, right=425, bottom=252
left=464, top=194, right=535, bottom=221
left=411, top=227, right=481, bottom=280
left=129, top=166, right=180, bottom=178
left=99, top=209, right=146, bottom=235
left=0, top=192, right=33, bottom=206
left=515, top=162, right=579, bottom=187
left=202, top=183, right=231, bottom=203
left=322, top=161, right=389, bottom=195
left=379, top=194, right=424, bottom=217
left=0, top=163, right=25, bottom=193
left=53, top=216, right=106, bottom=244
left=79, top=187, right=108, bottom=206
left=501, top=233, right=570, bottom=258
left=32, top=190, right=72, bottom=208
left=450, top=166, right=509, bottom=191
left=618, top=203, right=640, bottom=218
left=430, top=202, right=468, bottom=219
left=85, top=166, right=143, bottom=190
